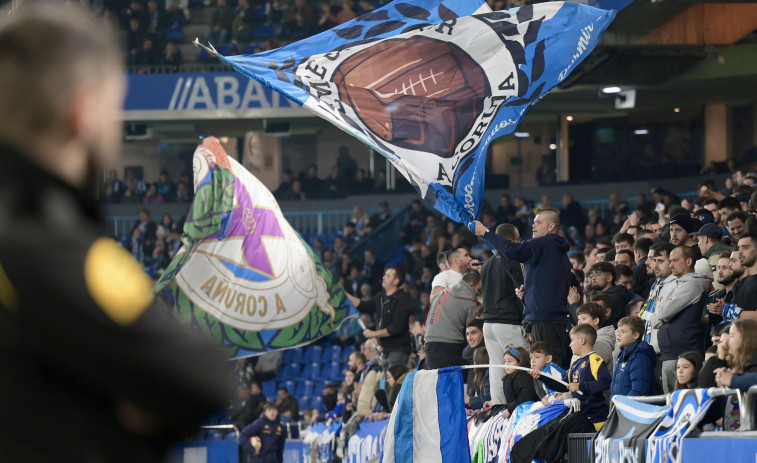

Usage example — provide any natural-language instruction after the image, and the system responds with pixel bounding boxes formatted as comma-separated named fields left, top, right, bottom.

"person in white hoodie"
left=641, top=245, right=712, bottom=393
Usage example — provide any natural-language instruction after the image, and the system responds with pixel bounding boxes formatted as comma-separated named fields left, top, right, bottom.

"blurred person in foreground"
left=0, top=4, right=231, bottom=461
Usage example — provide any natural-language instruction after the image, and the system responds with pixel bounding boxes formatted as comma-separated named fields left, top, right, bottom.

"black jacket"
left=481, top=252, right=524, bottom=325
left=0, top=146, right=231, bottom=462
left=503, top=372, right=540, bottom=413
left=358, top=289, right=412, bottom=353
left=596, top=284, right=631, bottom=327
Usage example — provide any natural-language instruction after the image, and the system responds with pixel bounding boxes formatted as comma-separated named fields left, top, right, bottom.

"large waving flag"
left=155, top=137, right=356, bottom=357
left=382, top=366, right=469, bottom=463
left=203, top=0, right=615, bottom=223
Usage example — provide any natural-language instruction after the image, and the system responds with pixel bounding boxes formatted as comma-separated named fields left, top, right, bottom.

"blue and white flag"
left=211, top=0, right=615, bottom=223
left=647, top=388, right=715, bottom=463
left=381, top=367, right=469, bottom=463
left=593, top=395, right=670, bottom=463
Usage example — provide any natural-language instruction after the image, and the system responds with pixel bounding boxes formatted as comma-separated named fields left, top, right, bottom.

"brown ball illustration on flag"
left=332, top=37, right=490, bottom=158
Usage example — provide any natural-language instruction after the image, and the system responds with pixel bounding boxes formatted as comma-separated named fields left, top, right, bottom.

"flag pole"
left=461, top=364, right=581, bottom=394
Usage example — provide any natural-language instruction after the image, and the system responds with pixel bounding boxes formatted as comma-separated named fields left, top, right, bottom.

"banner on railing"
left=347, top=419, right=389, bottom=463
left=593, top=395, right=670, bottom=463
left=647, top=389, right=715, bottom=463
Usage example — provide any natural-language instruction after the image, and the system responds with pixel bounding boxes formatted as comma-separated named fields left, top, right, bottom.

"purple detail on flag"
left=223, top=177, right=284, bottom=276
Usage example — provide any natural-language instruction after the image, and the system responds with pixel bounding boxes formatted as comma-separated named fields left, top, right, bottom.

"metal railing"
left=346, top=206, right=412, bottom=262
left=106, top=209, right=371, bottom=240
left=620, top=387, right=756, bottom=431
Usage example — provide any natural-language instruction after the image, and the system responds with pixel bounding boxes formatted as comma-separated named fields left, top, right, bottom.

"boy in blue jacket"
left=611, top=316, right=657, bottom=398
left=541, top=324, right=611, bottom=430
left=240, top=403, right=288, bottom=463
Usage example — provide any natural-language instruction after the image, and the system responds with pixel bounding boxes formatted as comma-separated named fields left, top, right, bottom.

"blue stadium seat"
left=342, top=346, right=354, bottom=363
left=311, top=345, right=324, bottom=362
left=299, top=362, right=315, bottom=379
left=299, top=395, right=310, bottom=410
left=326, top=362, right=342, bottom=382
left=165, top=25, right=184, bottom=42
left=302, top=346, right=315, bottom=364
left=283, top=362, right=300, bottom=378
left=310, top=362, right=324, bottom=380
left=310, top=396, right=325, bottom=413
left=328, top=345, right=342, bottom=363
left=262, top=380, right=276, bottom=398
left=295, top=379, right=314, bottom=397
left=283, top=380, right=296, bottom=393
left=253, top=5, right=267, bottom=20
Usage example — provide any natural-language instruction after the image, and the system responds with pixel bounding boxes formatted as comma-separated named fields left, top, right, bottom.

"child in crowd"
left=502, top=346, right=540, bottom=419
left=716, top=319, right=757, bottom=391
left=611, top=316, right=656, bottom=398
left=541, top=324, right=611, bottom=431
left=528, top=342, right=567, bottom=402
left=576, top=302, right=615, bottom=374
left=674, top=351, right=704, bottom=390
left=467, top=347, right=491, bottom=412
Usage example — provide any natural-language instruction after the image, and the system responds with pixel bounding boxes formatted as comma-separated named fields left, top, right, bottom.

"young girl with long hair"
left=674, top=351, right=704, bottom=390
left=467, top=347, right=491, bottom=411
left=716, top=319, right=757, bottom=390
left=502, top=346, right=539, bottom=419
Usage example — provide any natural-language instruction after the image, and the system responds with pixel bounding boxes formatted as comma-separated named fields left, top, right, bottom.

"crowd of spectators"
left=92, top=0, right=533, bottom=71
left=219, top=165, right=757, bottom=455
left=101, top=167, right=194, bottom=205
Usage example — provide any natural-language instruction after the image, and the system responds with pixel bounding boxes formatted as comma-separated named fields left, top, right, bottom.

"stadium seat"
left=342, top=346, right=354, bottom=363
left=298, top=396, right=310, bottom=410
left=283, top=380, right=295, bottom=393
left=283, top=362, right=300, bottom=378
left=262, top=380, right=276, bottom=397
left=295, top=379, right=314, bottom=397
left=310, top=362, right=324, bottom=380
left=325, top=362, right=342, bottom=382
left=328, top=345, right=342, bottom=363
left=164, top=25, right=184, bottom=42
left=299, top=362, right=315, bottom=379
left=311, top=345, right=324, bottom=362
left=310, top=396, right=325, bottom=413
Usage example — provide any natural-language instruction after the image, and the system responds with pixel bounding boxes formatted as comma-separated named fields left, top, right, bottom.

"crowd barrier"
left=171, top=386, right=757, bottom=462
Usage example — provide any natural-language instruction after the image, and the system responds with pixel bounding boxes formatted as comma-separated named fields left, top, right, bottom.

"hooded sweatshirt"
left=483, top=231, right=571, bottom=322
left=595, top=325, right=616, bottom=374
left=642, top=272, right=711, bottom=361
left=424, top=280, right=477, bottom=344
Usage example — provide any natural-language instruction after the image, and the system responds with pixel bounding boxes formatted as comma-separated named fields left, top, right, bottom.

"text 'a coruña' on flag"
left=154, top=137, right=357, bottom=358
left=203, top=0, right=615, bottom=224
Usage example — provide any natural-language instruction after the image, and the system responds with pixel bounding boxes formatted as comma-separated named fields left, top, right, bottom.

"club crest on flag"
left=156, top=137, right=356, bottom=357
left=211, top=0, right=616, bottom=224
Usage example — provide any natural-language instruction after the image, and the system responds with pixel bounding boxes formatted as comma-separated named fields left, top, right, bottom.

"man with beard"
left=0, top=4, right=231, bottom=461
left=632, top=237, right=654, bottom=298
left=639, top=243, right=676, bottom=356
left=693, top=223, right=732, bottom=289
left=707, top=252, right=743, bottom=326
left=728, top=235, right=757, bottom=317
left=587, top=261, right=631, bottom=327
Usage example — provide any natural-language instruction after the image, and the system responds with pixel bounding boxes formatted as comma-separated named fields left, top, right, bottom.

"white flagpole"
left=461, top=364, right=581, bottom=394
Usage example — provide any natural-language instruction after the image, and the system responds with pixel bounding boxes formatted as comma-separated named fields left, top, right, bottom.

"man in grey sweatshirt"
left=641, top=245, right=712, bottom=393
left=424, top=271, right=481, bottom=369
